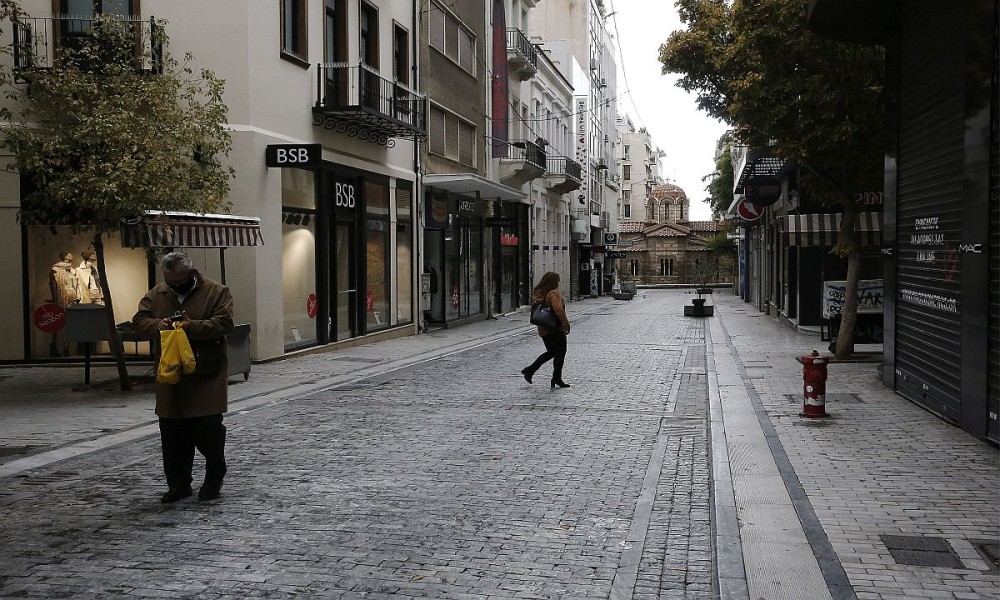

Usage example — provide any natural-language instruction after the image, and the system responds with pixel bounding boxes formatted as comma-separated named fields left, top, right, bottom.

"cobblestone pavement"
left=0, top=290, right=714, bottom=599
left=1, top=289, right=997, bottom=600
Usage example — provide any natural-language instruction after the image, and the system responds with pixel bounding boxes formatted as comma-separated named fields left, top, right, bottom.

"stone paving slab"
left=711, top=292, right=1000, bottom=600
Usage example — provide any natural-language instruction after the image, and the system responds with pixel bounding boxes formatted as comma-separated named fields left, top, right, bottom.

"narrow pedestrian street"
left=1, top=290, right=997, bottom=600
left=1, top=290, right=715, bottom=599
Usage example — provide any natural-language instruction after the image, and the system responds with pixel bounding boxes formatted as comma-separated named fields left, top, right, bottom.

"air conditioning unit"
left=599, top=78, right=607, bottom=87
left=590, top=58, right=599, bottom=70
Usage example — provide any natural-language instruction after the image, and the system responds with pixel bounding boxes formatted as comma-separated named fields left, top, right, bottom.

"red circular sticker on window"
left=306, top=293, right=318, bottom=319
left=33, top=303, right=67, bottom=333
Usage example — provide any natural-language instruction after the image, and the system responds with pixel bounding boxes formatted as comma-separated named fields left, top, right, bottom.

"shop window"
left=396, top=184, right=413, bottom=324
left=24, top=225, right=148, bottom=360
left=366, top=181, right=390, bottom=331
left=280, top=0, right=308, bottom=64
left=282, top=170, right=317, bottom=350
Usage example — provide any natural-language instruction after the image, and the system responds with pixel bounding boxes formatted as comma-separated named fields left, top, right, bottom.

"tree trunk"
left=834, top=201, right=861, bottom=359
left=93, top=234, right=132, bottom=391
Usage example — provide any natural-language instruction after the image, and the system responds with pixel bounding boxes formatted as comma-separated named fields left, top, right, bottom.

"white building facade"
left=1, top=0, right=424, bottom=362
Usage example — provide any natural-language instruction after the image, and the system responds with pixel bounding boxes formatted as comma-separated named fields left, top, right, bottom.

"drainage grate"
left=973, top=540, right=1000, bottom=572
left=880, top=534, right=963, bottom=568
left=784, top=393, right=864, bottom=404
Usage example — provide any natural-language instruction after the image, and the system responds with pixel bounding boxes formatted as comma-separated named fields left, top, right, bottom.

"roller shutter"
left=894, top=0, right=964, bottom=422
left=988, top=0, right=999, bottom=443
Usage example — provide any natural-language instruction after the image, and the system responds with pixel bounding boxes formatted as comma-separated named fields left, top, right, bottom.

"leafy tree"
left=2, top=12, right=234, bottom=388
left=704, top=139, right=734, bottom=219
left=660, top=0, right=886, bottom=358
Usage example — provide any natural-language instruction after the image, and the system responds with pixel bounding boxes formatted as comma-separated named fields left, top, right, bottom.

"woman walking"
left=521, top=272, right=571, bottom=388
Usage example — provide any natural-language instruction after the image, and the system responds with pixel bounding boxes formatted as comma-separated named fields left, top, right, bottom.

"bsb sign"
left=266, top=144, right=322, bottom=168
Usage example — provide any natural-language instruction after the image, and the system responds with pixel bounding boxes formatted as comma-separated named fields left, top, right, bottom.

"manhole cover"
left=880, top=534, right=963, bottom=568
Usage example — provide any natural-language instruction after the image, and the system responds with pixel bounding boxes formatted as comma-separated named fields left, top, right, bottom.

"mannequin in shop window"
left=48, top=251, right=80, bottom=356
left=77, top=250, right=104, bottom=305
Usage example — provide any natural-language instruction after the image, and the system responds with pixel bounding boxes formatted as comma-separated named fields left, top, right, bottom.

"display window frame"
left=19, top=223, right=152, bottom=362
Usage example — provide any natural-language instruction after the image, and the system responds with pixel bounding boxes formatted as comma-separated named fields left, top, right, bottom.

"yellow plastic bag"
left=156, top=324, right=196, bottom=384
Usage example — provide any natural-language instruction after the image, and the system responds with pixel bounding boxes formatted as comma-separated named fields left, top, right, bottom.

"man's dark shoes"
left=198, top=482, right=222, bottom=501
left=521, top=367, right=534, bottom=384
left=160, top=486, right=193, bottom=503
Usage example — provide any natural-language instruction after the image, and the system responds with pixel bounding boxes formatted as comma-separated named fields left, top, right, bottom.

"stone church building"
left=619, top=183, right=734, bottom=287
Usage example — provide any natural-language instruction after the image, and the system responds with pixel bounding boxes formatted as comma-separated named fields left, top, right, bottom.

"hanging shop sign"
left=605, top=251, right=627, bottom=259
left=603, top=232, right=620, bottom=246
left=744, top=178, right=782, bottom=206
left=265, top=144, right=322, bottom=168
left=736, top=200, right=764, bottom=222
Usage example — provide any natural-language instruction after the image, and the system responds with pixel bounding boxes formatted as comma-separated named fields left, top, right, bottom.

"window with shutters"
left=428, top=0, right=476, bottom=76
left=429, top=106, right=446, bottom=155
left=429, top=104, right=478, bottom=167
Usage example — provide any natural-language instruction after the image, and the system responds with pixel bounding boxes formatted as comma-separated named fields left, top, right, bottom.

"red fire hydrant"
left=800, top=350, right=828, bottom=418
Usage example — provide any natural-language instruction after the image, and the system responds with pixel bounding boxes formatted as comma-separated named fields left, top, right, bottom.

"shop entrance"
left=332, top=221, right=358, bottom=340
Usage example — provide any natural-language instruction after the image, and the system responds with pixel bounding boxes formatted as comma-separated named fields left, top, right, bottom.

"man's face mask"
left=166, top=274, right=196, bottom=295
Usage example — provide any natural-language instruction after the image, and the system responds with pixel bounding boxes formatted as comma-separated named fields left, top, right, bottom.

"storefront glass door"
left=334, top=222, right=357, bottom=340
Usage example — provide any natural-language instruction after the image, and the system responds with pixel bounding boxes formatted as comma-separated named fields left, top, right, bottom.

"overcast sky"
left=606, top=0, right=730, bottom=221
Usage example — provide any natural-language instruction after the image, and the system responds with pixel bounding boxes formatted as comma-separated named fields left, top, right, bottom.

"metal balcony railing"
left=506, top=27, right=538, bottom=70
left=11, top=15, right=163, bottom=80
left=496, top=138, right=547, bottom=170
left=546, top=155, right=583, bottom=182
left=314, top=62, right=427, bottom=143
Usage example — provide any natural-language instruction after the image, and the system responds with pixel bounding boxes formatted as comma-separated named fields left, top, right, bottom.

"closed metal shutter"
left=988, top=0, right=999, bottom=442
left=894, top=0, right=964, bottom=422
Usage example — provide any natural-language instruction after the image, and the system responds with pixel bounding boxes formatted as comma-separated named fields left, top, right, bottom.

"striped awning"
left=120, top=211, right=264, bottom=249
left=784, top=212, right=881, bottom=247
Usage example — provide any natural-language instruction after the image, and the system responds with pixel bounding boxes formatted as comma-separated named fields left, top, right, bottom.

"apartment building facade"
left=1, top=0, right=425, bottom=362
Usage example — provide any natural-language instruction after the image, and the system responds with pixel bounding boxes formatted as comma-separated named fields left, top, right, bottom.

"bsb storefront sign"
left=265, top=144, right=322, bottom=168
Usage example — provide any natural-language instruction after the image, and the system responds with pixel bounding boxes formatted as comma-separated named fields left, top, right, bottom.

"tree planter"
left=684, top=297, right=714, bottom=317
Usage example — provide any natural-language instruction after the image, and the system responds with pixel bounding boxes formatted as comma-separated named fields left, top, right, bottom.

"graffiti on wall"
left=822, top=279, right=884, bottom=319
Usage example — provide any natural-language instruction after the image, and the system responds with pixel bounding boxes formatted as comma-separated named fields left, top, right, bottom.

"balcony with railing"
left=313, top=63, right=427, bottom=146
left=11, top=15, right=163, bottom=81
left=506, top=28, right=538, bottom=81
left=544, top=155, right=583, bottom=194
left=494, top=138, right=546, bottom=188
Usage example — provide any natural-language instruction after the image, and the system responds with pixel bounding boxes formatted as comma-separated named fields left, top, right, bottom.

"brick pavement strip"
left=0, top=292, right=714, bottom=599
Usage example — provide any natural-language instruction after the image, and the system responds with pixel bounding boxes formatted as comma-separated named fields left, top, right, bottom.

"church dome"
left=650, top=183, right=687, bottom=201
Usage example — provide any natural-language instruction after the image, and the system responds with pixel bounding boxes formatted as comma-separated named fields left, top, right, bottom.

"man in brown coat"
left=133, top=252, right=234, bottom=503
